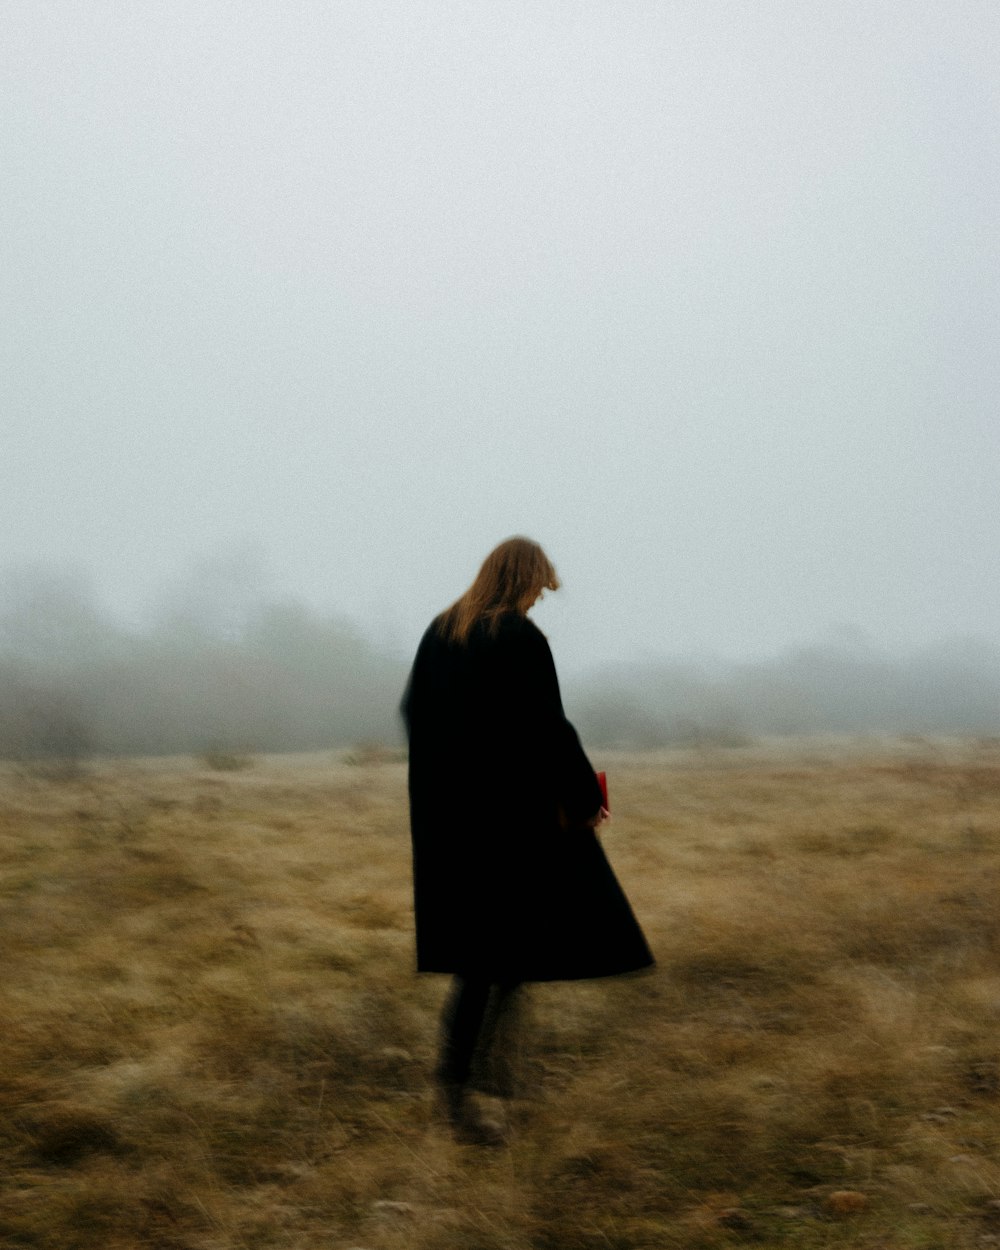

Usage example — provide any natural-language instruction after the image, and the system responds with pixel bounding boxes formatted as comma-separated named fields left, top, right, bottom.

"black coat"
left=401, top=611, right=653, bottom=982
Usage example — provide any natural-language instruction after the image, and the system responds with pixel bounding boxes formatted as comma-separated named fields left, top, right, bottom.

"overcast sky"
left=3, top=1, right=997, bottom=671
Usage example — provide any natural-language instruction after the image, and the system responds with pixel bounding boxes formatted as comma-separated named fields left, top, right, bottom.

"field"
left=3, top=738, right=1000, bottom=1249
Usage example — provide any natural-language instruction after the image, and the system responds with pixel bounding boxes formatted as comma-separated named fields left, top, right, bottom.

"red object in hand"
left=596, top=771, right=609, bottom=811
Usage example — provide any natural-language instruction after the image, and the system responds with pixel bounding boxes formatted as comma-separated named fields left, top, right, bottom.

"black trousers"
left=436, top=976, right=523, bottom=1097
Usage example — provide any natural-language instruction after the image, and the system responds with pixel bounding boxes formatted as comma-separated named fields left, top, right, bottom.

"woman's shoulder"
left=489, top=612, right=546, bottom=643
left=412, top=616, right=456, bottom=666
left=488, top=614, right=554, bottom=667
left=415, top=617, right=441, bottom=650
left=418, top=611, right=548, bottom=656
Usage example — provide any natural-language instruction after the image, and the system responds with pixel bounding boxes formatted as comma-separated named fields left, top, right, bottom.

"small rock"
left=372, top=1200, right=415, bottom=1220
left=908, top=1203, right=932, bottom=1213
left=950, top=1154, right=976, bottom=1164
left=825, top=1190, right=868, bottom=1217
left=921, top=1109, right=959, bottom=1124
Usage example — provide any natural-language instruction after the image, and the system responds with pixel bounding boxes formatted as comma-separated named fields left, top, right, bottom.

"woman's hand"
left=558, top=806, right=610, bottom=833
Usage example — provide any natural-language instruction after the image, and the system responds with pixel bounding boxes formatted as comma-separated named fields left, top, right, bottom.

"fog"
left=1, top=565, right=995, bottom=763
left=3, top=2, right=998, bottom=728
left=0, top=564, right=405, bottom=760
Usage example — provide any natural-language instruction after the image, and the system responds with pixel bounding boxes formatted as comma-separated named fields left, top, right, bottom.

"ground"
left=2, top=736, right=1000, bottom=1249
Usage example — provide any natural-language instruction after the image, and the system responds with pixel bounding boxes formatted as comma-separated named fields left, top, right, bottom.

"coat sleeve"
left=502, top=618, right=604, bottom=828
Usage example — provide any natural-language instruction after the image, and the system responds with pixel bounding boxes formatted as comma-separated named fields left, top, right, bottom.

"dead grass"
left=2, top=737, right=1000, bottom=1247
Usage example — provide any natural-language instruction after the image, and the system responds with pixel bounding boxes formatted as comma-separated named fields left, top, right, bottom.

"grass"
left=2, top=738, right=1000, bottom=1247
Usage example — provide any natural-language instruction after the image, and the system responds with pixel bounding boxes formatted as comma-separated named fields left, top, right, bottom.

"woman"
left=401, top=537, right=653, bottom=1143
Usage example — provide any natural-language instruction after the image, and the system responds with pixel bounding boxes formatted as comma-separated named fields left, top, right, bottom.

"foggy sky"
left=3, top=2, right=998, bottom=672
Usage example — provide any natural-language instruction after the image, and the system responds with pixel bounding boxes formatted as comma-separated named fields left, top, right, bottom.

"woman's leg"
left=435, top=976, right=493, bottom=1088
left=434, top=976, right=522, bottom=1142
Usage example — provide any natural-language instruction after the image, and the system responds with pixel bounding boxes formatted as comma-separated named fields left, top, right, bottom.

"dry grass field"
left=3, top=737, right=1000, bottom=1249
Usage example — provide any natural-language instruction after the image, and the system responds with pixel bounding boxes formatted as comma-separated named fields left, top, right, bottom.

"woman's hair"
left=437, top=537, right=560, bottom=644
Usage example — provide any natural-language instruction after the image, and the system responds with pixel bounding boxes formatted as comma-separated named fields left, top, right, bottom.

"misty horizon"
left=2, top=560, right=996, bottom=762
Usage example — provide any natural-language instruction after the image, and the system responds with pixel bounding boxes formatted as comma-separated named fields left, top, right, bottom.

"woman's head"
left=438, top=537, right=559, bottom=643
left=471, top=536, right=560, bottom=614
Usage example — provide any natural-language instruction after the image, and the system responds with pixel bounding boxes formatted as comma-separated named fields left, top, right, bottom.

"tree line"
left=1, top=568, right=997, bottom=764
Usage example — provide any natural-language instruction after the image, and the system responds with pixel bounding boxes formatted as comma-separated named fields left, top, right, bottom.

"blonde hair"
left=437, top=537, right=560, bottom=644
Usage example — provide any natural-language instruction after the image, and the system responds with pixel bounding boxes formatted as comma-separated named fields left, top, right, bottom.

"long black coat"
left=401, top=611, right=653, bottom=982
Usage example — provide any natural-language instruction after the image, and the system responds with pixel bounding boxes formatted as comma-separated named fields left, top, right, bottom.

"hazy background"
left=2, top=2, right=998, bottom=752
